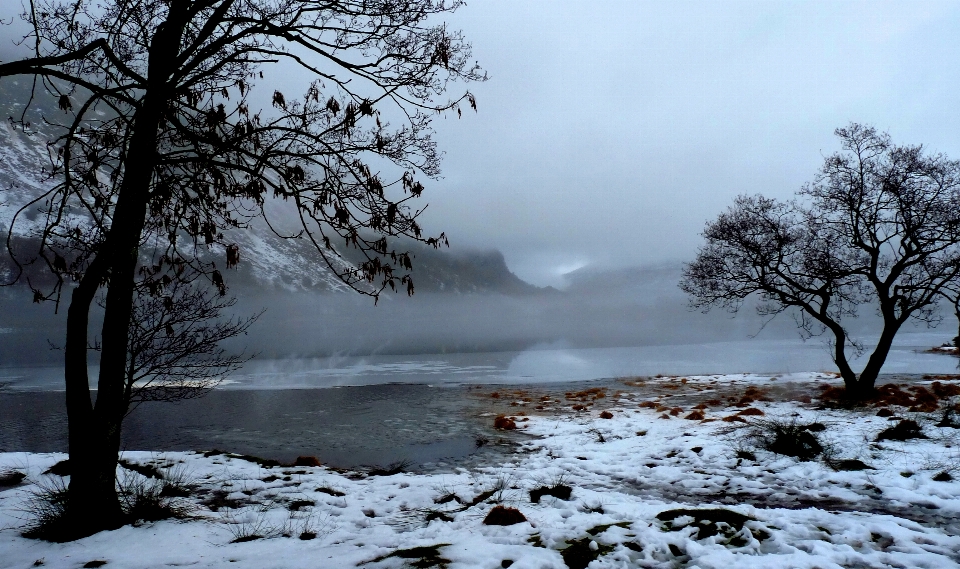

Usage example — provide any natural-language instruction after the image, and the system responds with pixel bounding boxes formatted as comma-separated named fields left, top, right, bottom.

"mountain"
left=0, top=77, right=544, bottom=298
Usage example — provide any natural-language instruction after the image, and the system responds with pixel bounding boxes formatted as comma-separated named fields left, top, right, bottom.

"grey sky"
left=3, top=1, right=960, bottom=287
left=422, top=0, right=960, bottom=286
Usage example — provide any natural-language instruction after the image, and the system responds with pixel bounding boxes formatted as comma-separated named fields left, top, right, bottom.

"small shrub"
left=424, top=510, right=453, bottom=523
left=738, top=407, right=765, bottom=416
left=599, top=411, right=613, bottom=419
left=936, top=408, right=960, bottom=428
left=735, top=450, right=756, bottom=461
left=657, top=507, right=767, bottom=544
left=228, top=453, right=280, bottom=468
left=201, top=489, right=247, bottom=511
left=21, top=477, right=72, bottom=542
left=287, top=499, right=315, bottom=512
left=529, top=481, right=572, bottom=503
left=483, top=505, right=526, bottom=526
left=433, top=492, right=462, bottom=505
left=221, top=507, right=273, bottom=543
left=581, top=500, right=605, bottom=514
left=684, top=411, right=705, bottom=420
left=934, top=471, right=953, bottom=482
left=742, top=418, right=827, bottom=461
left=876, top=419, right=926, bottom=442
left=315, top=486, right=345, bottom=497
left=367, top=460, right=411, bottom=476
left=876, top=408, right=894, bottom=417
left=369, top=544, right=451, bottom=569
left=44, top=460, right=70, bottom=477
left=561, top=537, right=615, bottom=569
left=587, top=428, right=606, bottom=443
left=276, top=511, right=330, bottom=540
left=932, top=381, right=960, bottom=398
left=0, top=470, right=26, bottom=487
left=118, top=459, right=163, bottom=479
left=827, top=459, right=872, bottom=471
left=493, top=415, right=517, bottom=430
left=117, top=470, right=194, bottom=523
left=293, top=456, right=322, bottom=467
left=156, top=463, right=194, bottom=498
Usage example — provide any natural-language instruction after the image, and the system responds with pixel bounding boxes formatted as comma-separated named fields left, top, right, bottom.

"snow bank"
left=2, top=374, right=960, bottom=568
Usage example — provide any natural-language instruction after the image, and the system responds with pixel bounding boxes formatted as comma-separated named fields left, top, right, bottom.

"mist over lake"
left=4, top=1, right=960, bottom=566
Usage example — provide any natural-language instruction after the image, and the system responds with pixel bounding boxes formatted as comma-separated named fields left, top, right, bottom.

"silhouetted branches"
left=682, top=123, right=960, bottom=395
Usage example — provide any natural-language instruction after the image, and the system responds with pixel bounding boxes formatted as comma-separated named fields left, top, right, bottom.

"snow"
left=3, top=373, right=960, bottom=568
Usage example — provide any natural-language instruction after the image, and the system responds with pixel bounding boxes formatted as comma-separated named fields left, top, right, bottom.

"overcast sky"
left=4, top=1, right=960, bottom=287
left=416, top=0, right=960, bottom=286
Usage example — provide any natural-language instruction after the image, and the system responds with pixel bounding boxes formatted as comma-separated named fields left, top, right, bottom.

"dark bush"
left=529, top=482, right=572, bottom=503
left=0, top=470, right=26, bottom=487
left=293, top=456, right=322, bottom=467
left=367, top=460, right=411, bottom=476
left=483, top=505, right=526, bottom=526
left=494, top=415, right=517, bottom=430
left=876, top=419, right=926, bottom=442
left=44, top=460, right=70, bottom=476
left=828, top=459, right=872, bottom=471
left=741, top=418, right=827, bottom=461
left=561, top=537, right=615, bottom=569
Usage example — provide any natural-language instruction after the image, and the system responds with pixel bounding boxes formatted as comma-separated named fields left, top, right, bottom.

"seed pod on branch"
left=226, top=244, right=240, bottom=269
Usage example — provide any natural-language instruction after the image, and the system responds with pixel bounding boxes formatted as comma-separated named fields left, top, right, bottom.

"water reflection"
left=2, top=331, right=959, bottom=391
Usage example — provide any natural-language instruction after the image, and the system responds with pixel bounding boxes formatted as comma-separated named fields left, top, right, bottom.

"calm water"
left=2, top=333, right=958, bottom=468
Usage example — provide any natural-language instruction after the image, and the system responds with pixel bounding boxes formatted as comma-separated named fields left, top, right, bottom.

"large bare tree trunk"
left=63, top=255, right=120, bottom=533
left=855, top=326, right=900, bottom=397
left=62, top=4, right=187, bottom=537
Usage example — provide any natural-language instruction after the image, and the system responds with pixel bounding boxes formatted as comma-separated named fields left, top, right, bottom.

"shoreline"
left=3, top=373, right=960, bottom=567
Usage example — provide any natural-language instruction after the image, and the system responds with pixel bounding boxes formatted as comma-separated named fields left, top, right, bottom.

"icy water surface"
left=4, top=332, right=958, bottom=391
left=2, top=333, right=959, bottom=469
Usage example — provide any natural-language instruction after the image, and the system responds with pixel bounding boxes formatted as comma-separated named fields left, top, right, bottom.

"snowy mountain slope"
left=0, top=77, right=543, bottom=297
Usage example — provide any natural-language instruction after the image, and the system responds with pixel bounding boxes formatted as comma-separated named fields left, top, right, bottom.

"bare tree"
left=121, top=275, right=259, bottom=409
left=933, top=284, right=960, bottom=349
left=0, top=0, right=483, bottom=537
left=681, top=124, right=960, bottom=399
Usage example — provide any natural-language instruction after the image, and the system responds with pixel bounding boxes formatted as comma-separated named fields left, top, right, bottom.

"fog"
left=227, top=262, right=927, bottom=360
left=3, top=2, right=960, bottom=367
left=414, top=1, right=960, bottom=286
left=5, top=2, right=960, bottom=287
left=2, top=260, right=907, bottom=366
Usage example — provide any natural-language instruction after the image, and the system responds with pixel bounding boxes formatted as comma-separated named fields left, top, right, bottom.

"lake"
left=1, top=332, right=958, bottom=468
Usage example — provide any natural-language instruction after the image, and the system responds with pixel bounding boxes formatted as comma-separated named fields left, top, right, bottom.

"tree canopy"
left=0, top=0, right=483, bottom=539
left=681, top=124, right=960, bottom=397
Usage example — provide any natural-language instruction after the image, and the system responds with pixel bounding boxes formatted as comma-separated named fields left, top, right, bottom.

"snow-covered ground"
left=3, top=372, right=960, bottom=568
